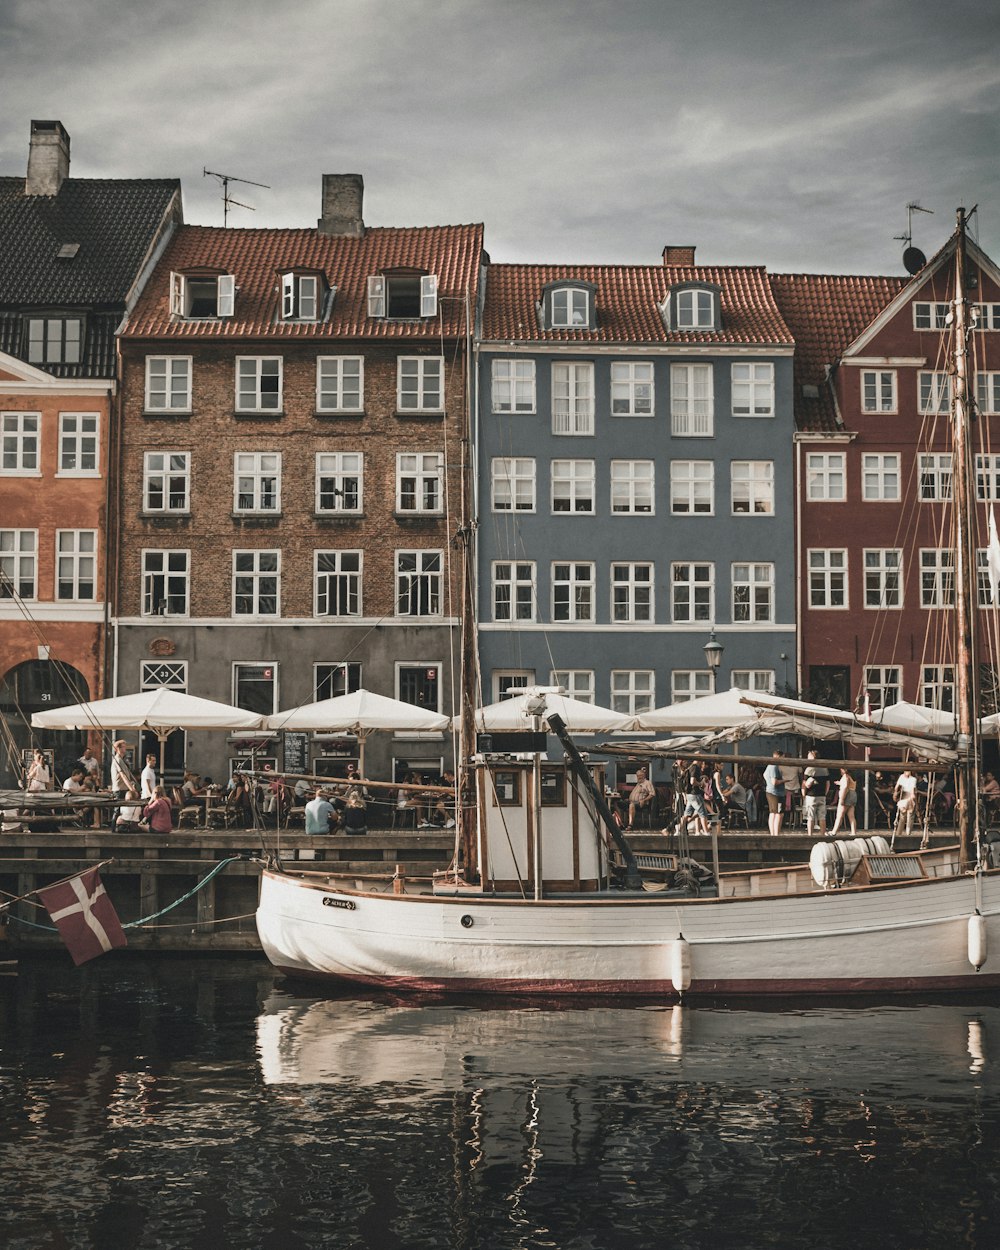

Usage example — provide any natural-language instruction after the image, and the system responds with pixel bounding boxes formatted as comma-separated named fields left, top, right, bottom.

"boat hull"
left=256, top=867, right=1000, bottom=996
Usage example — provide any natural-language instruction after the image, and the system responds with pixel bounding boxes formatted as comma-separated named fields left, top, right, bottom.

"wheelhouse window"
left=491, top=359, right=536, bottom=413
left=0, top=530, right=37, bottom=599
left=142, top=550, right=189, bottom=616
left=396, top=550, right=443, bottom=617
left=368, top=272, right=438, bottom=318
left=236, top=357, right=282, bottom=412
left=281, top=272, right=321, bottom=321
left=397, top=453, right=443, bottom=513
left=315, top=550, right=362, bottom=617
left=55, top=530, right=96, bottom=601
left=315, top=452, right=362, bottom=513
left=234, top=452, right=281, bottom=513
left=145, top=357, right=192, bottom=412
left=397, top=357, right=444, bottom=412
left=233, top=550, right=280, bottom=616
left=170, top=272, right=235, bottom=319
left=144, top=452, right=190, bottom=513
left=316, top=357, right=363, bottom=412
left=57, top=413, right=99, bottom=475
left=26, top=316, right=82, bottom=365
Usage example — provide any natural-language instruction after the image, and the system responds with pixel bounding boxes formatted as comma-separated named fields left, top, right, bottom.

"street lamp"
left=703, top=629, right=724, bottom=693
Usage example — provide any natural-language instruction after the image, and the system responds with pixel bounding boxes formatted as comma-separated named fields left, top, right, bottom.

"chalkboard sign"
left=283, top=732, right=310, bottom=775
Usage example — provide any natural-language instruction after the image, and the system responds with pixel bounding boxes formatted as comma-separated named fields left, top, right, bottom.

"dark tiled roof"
left=124, top=224, right=486, bottom=341
left=769, top=273, right=907, bottom=431
left=481, top=263, right=794, bottom=346
left=0, top=310, right=120, bottom=378
left=0, top=177, right=180, bottom=306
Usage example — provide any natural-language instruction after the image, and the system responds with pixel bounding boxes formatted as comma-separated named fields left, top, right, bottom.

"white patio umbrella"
left=634, top=686, right=759, bottom=733
left=470, top=686, right=636, bottom=734
left=871, top=700, right=957, bottom=736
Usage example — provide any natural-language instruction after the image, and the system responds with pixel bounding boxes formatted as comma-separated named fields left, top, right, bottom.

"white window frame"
left=27, top=316, right=82, bottom=364
left=395, top=550, right=443, bottom=617
left=1, top=413, right=40, bottom=475
left=491, top=669, right=534, bottom=703
left=976, top=453, right=1000, bottom=502
left=492, top=561, right=536, bottom=622
left=732, top=669, right=775, bottom=694
left=731, top=362, right=775, bottom=417
left=862, top=453, right=901, bottom=501
left=314, top=550, right=363, bottom=617
left=56, top=412, right=100, bottom=477
left=552, top=561, right=595, bottom=623
left=550, top=287, right=590, bottom=328
left=919, top=453, right=953, bottom=501
left=919, top=548, right=955, bottom=608
left=731, top=562, right=774, bottom=623
left=551, top=459, right=595, bottom=514
left=397, top=356, right=444, bottom=412
left=491, top=359, right=536, bottom=414
left=610, top=459, right=654, bottom=514
left=233, top=549, right=281, bottom=617
left=610, top=361, right=654, bottom=416
left=397, top=452, right=444, bottom=514
left=861, top=369, right=897, bottom=413
left=670, top=460, right=713, bottom=514
left=808, top=549, right=848, bottom=609
left=864, top=665, right=901, bottom=710
left=281, top=272, right=319, bottom=321
left=170, top=272, right=234, bottom=319
left=316, top=357, right=363, bottom=413
left=490, top=457, right=535, bottom=512
left=977, top=372, right=1000, bottom=416
left=919, top=371, right=952, bottom=415
left=670, top=364, right=713, bottom=436
left=236, top=357, right=283, bottom=413
left=863, top=548, right=902, bottom=609
left=233, top=661, right=278, bottom=716
left=675, top=289, right=715, bottom=329
left=672, top=670, right=712, bottom=703
left=806, top=452, right=846, bottom=501
left=550, top=670, right=595, bottom=704
left=611, top=562, right=654, bottom=623
left=314, top=662, right=362, bottom=701
left=921, top=664, right=955, bottom=712
left=670, top=562, right=714, bottom=623
left=55, top=530, right=97, bottom=602
left=234, top=452, right=281, bottom=514
left=141, top=549, right=189, bottom=617
left=974, top=303, right=1000, bottom=330
left=611, top=670, right=655, bottom=716
left=315, top=452, right=363, bottom=514
left=145, top=356, right=192, bottom=412
left=551, top=362, right=595, bottom=435
left=731, top=460, right=774, bottom=515
left=142, top=451, right=190, bottom=514
left=913, top=301, right=950, bottom=331
left=0, top=529, right=37, bottom=599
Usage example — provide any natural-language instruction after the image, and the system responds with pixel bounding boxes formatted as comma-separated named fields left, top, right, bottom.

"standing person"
left=893, top=767, right=918, bottom=836
left=763, top=752, right=786, bottom=836
left=110, top=740, right=133, bottom=798
left=779, top=758, right=802, bottom=823
left=25, top=749, right=51, bottom=792
left=140, top=752, right=158, bottom=799
left=78, top=746, right=100, bottom=782
left=802, top=750, right=829, bottom=837
left=679, top=760, right=710, bottom=837
left=830, top=767, right=858, bottom=836
left=142, top=784, right=173, bottom=836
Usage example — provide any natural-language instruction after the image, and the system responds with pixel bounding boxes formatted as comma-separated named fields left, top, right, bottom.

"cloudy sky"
left=1, top=0, right=997, bottom=273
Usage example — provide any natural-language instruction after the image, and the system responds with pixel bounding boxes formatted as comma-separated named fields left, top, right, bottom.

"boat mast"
left=951, top=206, right=980, bottom=865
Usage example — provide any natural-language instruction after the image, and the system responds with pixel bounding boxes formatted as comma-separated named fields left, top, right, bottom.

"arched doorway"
left=0, top=660, right=90, bottom=787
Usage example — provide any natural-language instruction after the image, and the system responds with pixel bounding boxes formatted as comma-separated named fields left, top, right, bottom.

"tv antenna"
left=894, top=201, right=933, bottom=275
left=203, top=168, right=270, bottom=227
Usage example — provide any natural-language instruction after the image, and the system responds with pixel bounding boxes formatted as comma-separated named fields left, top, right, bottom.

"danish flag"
left=38, top=866, right=127, bottom=965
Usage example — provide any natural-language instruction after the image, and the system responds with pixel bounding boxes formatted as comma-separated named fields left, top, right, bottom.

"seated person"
left=181, top=771, right=207, bottom=803
left=305, top=788, right=336, bottom=834
left=142, top=785, right=174, bottom=835
left=627, top=767, right=657, bottom=828
left=983, top=771, right=1000, bottom=798
left=431, top=770, right=457, bottom=828
left=62, top=767, right=88, bottom=795
left=117, top=789, right=144, bottom=831
left=293, top=778, right=311, bottom=802
left=341, top=789, right=368, bottom=835
left=721, top=774, right=748, bottom=819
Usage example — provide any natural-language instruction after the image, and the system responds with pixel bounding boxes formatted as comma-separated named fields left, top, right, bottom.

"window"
left=492, top=360, right=536, bottom=413
left=974, top=303, right=1000, bottom=330
left=1, top=413, right=39, bottom=474
left=861, top=370, right=897, bottom=413
left=234, top=663, right=277, bottom=715
left=315, top=551, right=362, bottom=617
left=919, top=548, right=954, bottom=608
left=611, top=670, right=654, bottom=715
left=732, top=562, right=773, bottom=623
left=977, top=549, right=992, bottom=607
left=141, top=660, right=188, bottom=691
left=806, top=452, right=845, bottom=501
left=551, top=459, right=595, bottom=513
left=919, top=453, right=953, bottom=501
left=611, top=362, right=654, bottom=415
left=27, top=317, right=81, bottom=365
left=396, top=550, right=443, bottom=616
left=864, top=666, right=900, bottom=710
left=670, top=364, right=713, bottom=436
left=236, top=357, right=282, bottom=413
left=315, top=452, right=362, bottom=513
left=552, top=362, right=594, bottom=435
left=140, top=452, right=189, bottom=514
left=142, top=550, right=189, bottom=616
left=57, top=413, right=99, bottom=475
left=611, top=459, right=654, bottom=514
left=145, top=357, right=192, bottom=412
left=492, top=561, right=536, bottom=622
left=397, top=357, right=444, bottom=412
left=315, top=662, right=362, bottom=700
left=731, top=460, right=774, bottom=514
left=675, top=289, right=715, bottom=329
left=732, top=362, right=775, bottom=417
left=977, top=373, right=1000, bottom=416
left=492, top=670, right=534, bottom=702
left=0, top=530, right=36, bottom=598
left=864, top=548, right=902, bottom=609
left=233, top=550, right=280, bottom=616
left=862, top=453, right=900, bottom=501
left=913, top=301, right=950, bottom=331
left=490, top=457, right=535, bottom=512
left=55, top=530, right=96, bottom=601
left=550, top=287, right=591, bottom=328
left=921, top=665, right=955, bottom=712
left=316, top=357, right=363, bottom=412
left=170, top=272, right=234, bottom=319
left=671, top=563, right=713, bottom=623
left=670, top=460, right=713, bottom=514
left=397, top=453, right=443, bottom=513
left=397, top=664, right=440, bottom=712
left=919, top=371, right=952, bottom=415
left=550, top=670, right=594, bottom=704
left=977, top=454, right=1000, bottom=502
left=611, top=563, right=653, bottom=623
left=732, top=669, right=775, bottom=694
left=368, top=273, right=438, bottom=319
left=234, top=452, right=281, bottom=513
left=281, top=272, right=320, bottom=321
left=808, top=549, right=848, bottom=609
left=672, top=671, right=711, bottom=702
left=552, top=562, right=595, bottom=622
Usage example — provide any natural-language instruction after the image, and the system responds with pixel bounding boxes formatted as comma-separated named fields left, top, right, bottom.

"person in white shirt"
left=894, top=768, right=919, bottom=835
left=26, top=749, right=51, bottom=792
left=110, top=741, right=132, bottom=796
left=78, top=747, right=100, bottom=780
left=140, top=753, right=158, bottom=799
left=62, top=768, right=87, bottom=794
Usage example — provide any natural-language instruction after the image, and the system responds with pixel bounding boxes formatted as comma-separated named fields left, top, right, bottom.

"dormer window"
left=281, top=272, right=323, bottom=321
left=25, top=316, right=82, bottom=364
left=676, top=288, right=716, bottom=329
left=542, top=282, right=597, bottom=331
left=170, top=272, right=235, bottom=319
left=367, top=272, right=438, bottom=319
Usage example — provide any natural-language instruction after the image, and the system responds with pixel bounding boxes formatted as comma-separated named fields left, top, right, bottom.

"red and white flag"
left=38, top=866, right=127, bottom=965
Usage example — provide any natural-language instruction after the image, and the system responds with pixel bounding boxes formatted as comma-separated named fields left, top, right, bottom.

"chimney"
left=26, top=120, right=71, bottom=196
left=662, top=245, right=696, bottom=266
left=318, top=174, right=364, bottom=237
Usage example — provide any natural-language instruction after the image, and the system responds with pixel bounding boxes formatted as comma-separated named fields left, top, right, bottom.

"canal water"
left=1, top=956, right=998, bottom=1250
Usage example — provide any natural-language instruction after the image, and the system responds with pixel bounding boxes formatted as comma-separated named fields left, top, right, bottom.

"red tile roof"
left=124, top=223, right=485, bottom=341
left=769, top=273, right=907, bottom=431
left=481, top=264, right=794, bottom=346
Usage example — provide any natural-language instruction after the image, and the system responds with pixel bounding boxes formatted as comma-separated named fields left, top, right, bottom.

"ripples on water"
left=1, top=956, right=998, bottom=1250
